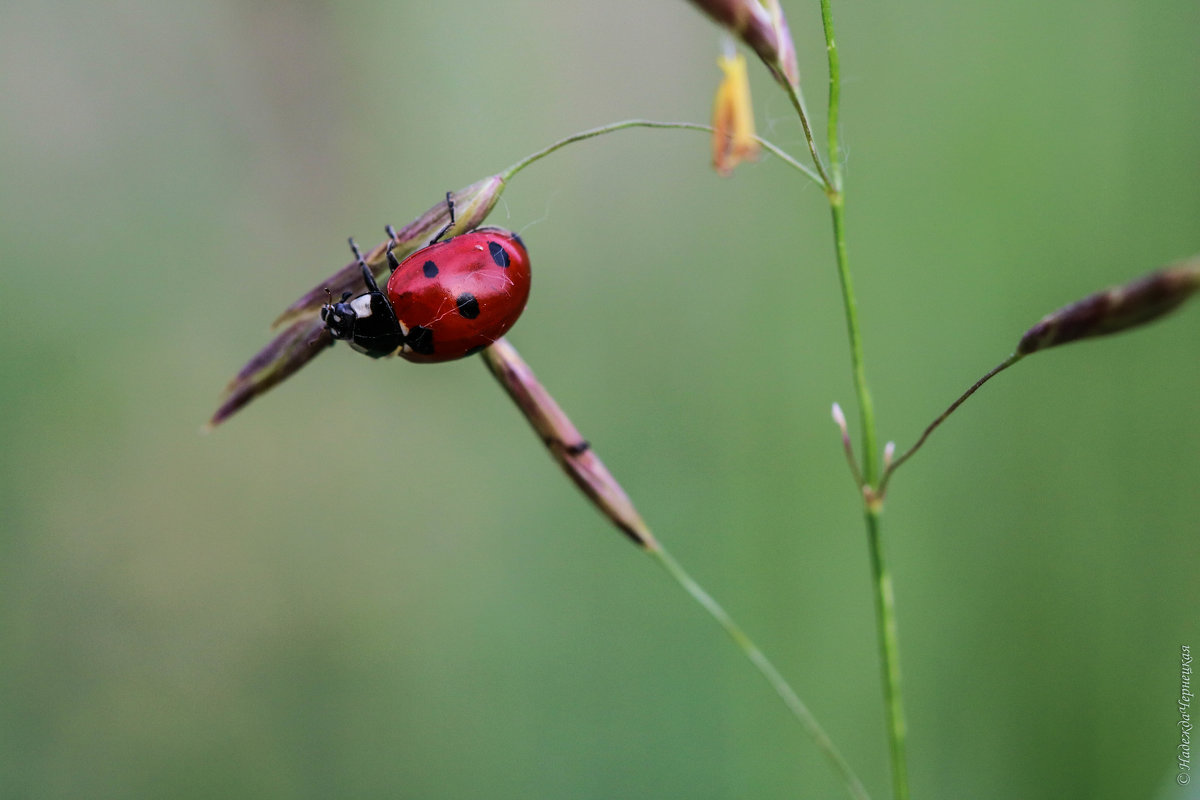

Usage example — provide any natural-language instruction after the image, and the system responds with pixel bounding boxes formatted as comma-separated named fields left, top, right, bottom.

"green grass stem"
left=501, top=119, right=823, bottom=189
left=650, top=545, right=872, bottom=800
left=818, top=3, right=909, bottom=797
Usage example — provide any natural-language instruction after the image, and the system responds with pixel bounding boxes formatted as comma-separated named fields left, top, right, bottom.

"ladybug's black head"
left=321, top=248, right=406, bottom=359
left=321, top=291, right=357, bottom=339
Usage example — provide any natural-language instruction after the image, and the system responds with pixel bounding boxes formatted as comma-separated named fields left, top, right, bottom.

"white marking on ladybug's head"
left=350, top=293, right=374, bottom=319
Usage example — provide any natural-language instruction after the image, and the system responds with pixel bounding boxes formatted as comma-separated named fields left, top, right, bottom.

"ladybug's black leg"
left=385, top=240, right=401, bottom=273
left=385, top=224, right=398, bottom=243
left=429, top=191, right=456, bottom=245
left=348, top=237, right=382, bottom=294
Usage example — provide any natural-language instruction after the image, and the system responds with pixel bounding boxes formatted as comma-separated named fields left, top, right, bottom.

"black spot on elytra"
left=423, top=260, right=438, bottom=278
left=464, top=344, right=486, bottom=357
left=406, top=326, right=435, bottom=355
left=488, top=241, right=510, bottom=268
left=510, top=232, right=527, bottom=253
left=456, top=293, right=480, bottom=319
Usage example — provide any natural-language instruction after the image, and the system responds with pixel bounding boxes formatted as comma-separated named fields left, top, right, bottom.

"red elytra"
left=386, top=228, right=531, bottom=363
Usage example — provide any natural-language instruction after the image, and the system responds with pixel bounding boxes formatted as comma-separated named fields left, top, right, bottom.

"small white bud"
left=831, top=402, right=847, bottom=432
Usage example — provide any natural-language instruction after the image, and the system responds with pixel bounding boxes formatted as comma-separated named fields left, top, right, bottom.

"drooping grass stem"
left=501, top=119, right=824, bottom=189
left=879, top=353, right=1023, bottom=496
left=482, top=339, right=872, bottom=800
left=651, top=546, right=872, bottom=800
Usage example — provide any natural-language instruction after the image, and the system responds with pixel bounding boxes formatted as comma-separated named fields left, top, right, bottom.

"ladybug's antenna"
left=320, top=287, right=332, bottom=321
left=348, top=237, right=382, bottom=294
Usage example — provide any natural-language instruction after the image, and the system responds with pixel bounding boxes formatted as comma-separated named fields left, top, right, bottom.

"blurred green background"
left=2, top=1, right=1198, bottom=798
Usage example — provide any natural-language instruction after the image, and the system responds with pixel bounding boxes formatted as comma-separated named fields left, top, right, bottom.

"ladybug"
left=322, top=197, right=531, bottom=362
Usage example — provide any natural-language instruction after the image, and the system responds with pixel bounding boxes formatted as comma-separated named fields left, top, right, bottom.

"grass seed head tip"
left=686, top=0, right=799, bottom=88
left=1017, top=260, right=1200, bottom=356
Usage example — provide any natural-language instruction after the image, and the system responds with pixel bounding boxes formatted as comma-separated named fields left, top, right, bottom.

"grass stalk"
left=817, top=3, right=909, bottom=797
left=865, top=507, right=907, bottom=800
